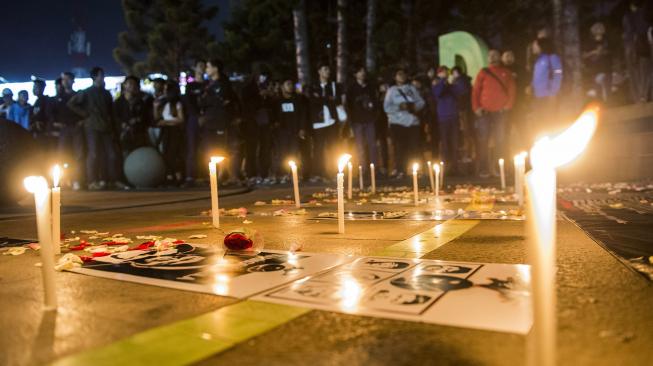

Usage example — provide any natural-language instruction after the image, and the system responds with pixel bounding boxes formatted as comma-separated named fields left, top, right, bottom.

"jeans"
left=351, top=122, right=377, bottom=169
left=185, top=115, right=200, bottom=179
left=85, top=128, right=119, bottom=183
left=312, top=124, right=339, bottom=177
left=244, top=122, right=271, bottom=178
left=160, top=126, right=185, bottom=176
left=389, top=124, right=421, bottom=173
left=438, top=117, right=458, bottom=170
left=475, top=111, right=505, bottom=175
left=274, top=129, right=300, bottom=176
left=58, top=125, right=85, bottom=183
left=199, top=126, right=241, bottom=180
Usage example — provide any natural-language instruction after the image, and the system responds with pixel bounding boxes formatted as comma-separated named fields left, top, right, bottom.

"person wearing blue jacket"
left=431, top=66, right=460, bottom=173
left=7, top=90, right=31, bottom=131
left=530, top=37, right=563, bottom=142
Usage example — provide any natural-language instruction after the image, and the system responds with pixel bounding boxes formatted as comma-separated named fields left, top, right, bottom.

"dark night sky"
left=1, top=0, right=231, bottom=82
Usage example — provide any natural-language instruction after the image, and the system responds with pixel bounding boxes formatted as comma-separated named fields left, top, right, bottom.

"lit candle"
left=370, top=163, right=376, bottom=194
left=51, top=165, right=62, bottom=255
left=434, top=163, right=440, bottom=198
left=427, top=161, right=435, bottom=194
left=347, top=162, right=353, bottom=200
left=412, top=163, right=419, bottom=206
left=337, top=154, right=351, bottom=234
left=358, top=165, right=364, bottom=191
left=526, top=108, right=597, bottom=366
left=24, top=176, right=57, bottom=310
left=288, top=161, right=301, bottom=208
left=499, top=158, right=506, bottom=191
left=514, top=152, right=527, bottom=206
left=209, top=156, right=224, bottom=228
left=439, top=161, right=444, bottom=190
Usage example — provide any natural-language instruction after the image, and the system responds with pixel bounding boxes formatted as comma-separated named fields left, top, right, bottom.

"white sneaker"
left=72, top=181, right=81, bottom=191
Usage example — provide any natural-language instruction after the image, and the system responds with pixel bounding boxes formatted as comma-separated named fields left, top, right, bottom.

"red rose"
left=224, top=232, right=253, bottom=251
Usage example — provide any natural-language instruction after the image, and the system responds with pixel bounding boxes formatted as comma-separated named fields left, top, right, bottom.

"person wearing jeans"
left=383, top=69, right=425, bottom=176
left=68, top=66, right=128, bottom=190
left=471, top=50, right=516, bottom=177
left=346, top=66, right=378, bottom=174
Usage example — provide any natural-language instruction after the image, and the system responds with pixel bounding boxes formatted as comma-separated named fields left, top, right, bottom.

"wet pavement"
left=0, top=182, right=652, bottom=366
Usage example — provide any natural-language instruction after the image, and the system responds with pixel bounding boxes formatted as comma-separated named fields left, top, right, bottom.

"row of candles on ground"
left=24, top=109, right=596, bottom=366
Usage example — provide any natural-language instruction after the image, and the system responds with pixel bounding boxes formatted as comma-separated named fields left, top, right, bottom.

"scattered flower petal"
left=3, top=247, right=27, bottom=256
left=55, top=253, right=83, bottom=271
left=188, top=234, right=208, bottom=239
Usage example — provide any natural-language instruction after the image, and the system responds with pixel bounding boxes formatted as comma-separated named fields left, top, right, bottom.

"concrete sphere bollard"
left=123, top=147, right=166, bottom=188
left=0, top=119, right=44, bottom=205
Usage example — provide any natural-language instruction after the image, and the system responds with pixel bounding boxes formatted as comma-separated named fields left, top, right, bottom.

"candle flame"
left=347, top=161, right=352, bottom=169
left=412, top=162, right=419, bottom=173
left=434, top=164, right=440, bottom=173
left=52, top=165, right=62, bottom=188
left=210, top=156, right=225, bottom=164
left=288, top=160, right=296, bottom=169
left=531, top=108, right=598, bottom=170
left=498, top=158, right=504, bottom=166
left=338, top=154, right=352, bottom=173
left=23, top=176, right=49, bottom=194
left=370, top=163, right=374, bottom=168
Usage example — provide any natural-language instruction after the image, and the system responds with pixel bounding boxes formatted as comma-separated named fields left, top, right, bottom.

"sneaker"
left=98, top=180, right=107, bottom=189
left=113, top=181, right=131, bottom=190
left=88, top=181, right=103, bottom=191
left=72, top=181, right=82, bottom=191
left=180, top=178, right=195, bottom=188
left=309, top=176, right=321, bottom=183
left=279, top=175, right=289, bottom=184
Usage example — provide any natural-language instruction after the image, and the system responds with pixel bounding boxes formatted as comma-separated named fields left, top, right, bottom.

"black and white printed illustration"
left=70, top=243, right=349, bottom=298
left=257, top=258, right=532, bottom=334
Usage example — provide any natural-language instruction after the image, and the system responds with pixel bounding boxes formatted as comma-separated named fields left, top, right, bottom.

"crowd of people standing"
left=1, top=4, right=652, bottom=190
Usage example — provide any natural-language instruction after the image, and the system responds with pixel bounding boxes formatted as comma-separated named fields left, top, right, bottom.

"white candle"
left=347, top=162, right=353, bottom=200
left=358, top=165, right=364, bottom=191
left=526, top=108, right=598, bottom=366
left=51, top=165, right=62, bottom=255
left=434, top=164, right=440, bottom=198
left=337, top=154, right=351, bottom=234
left=439, top=161, right=444, bottom=190
left=370, top=163, right=376, bottom=194
left=209, top=156, right=224, bottom=228
left=427, top=161, right=435, bottom=194
left=24, top=176, right=57, bottom=310
left=289, top=161, right=301, bottom=208
left=499, top=158, right=506, bottom=191
left=514, top=152, right=527, bottom=206
left=412, top=163, right=419, bottom=206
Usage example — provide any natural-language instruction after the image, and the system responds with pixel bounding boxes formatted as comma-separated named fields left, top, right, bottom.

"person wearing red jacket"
left=471, top=49, right=516, bottom=177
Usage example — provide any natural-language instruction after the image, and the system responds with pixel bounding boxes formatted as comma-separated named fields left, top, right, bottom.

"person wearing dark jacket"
left=241, top=66, right=275, bottom=183
left=432, top=66, right=459, bottom=173
left=271, top=79, right=309, bottom=182
left=307, top=63, right=345, bottom=180
left=68, top=66, right=127, bottom=190
left=113, top=76, right=151, bottom=158
left=53, top=72, right=85, bottom=190
left=31, top=79, right=55, bottom=148
left=182, top=60, right=206, bottom=187
left=345, top=66, right=378, bottom=173
left=451, top=67, right=473, bottom=171
left=199, top=58, right=242, bottom=185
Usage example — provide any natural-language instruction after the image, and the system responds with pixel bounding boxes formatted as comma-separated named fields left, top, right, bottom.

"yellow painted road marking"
left=52, top=195, right=494, bottom=365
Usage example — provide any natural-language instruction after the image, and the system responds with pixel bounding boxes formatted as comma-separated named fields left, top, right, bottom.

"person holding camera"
left=345, top=65, right=378, bottom=174
left=383, top=68, right=425, bottom=178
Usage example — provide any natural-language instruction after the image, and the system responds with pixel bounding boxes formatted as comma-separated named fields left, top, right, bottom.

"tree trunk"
left=336, top=0, right=348, bottom=84
left=293, top=0, right=311, bottom=86
left=365, top=0, right=376, bottom=73
left=402, top=0, right=415, bottom=70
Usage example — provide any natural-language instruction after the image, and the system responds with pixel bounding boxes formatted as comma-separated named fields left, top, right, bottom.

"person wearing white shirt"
left=383, top=69, right=425, bottom=177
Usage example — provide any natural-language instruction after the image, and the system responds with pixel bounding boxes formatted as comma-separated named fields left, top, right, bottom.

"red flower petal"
left=173, top=240, right=185, bottom=244
left=69, top=243, right=91, bottom=251
left=92, top=252, right=110, bottom=257
left=80, top=256, right=94, bottom=263
left=129, top=241, right=155, bottom=251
